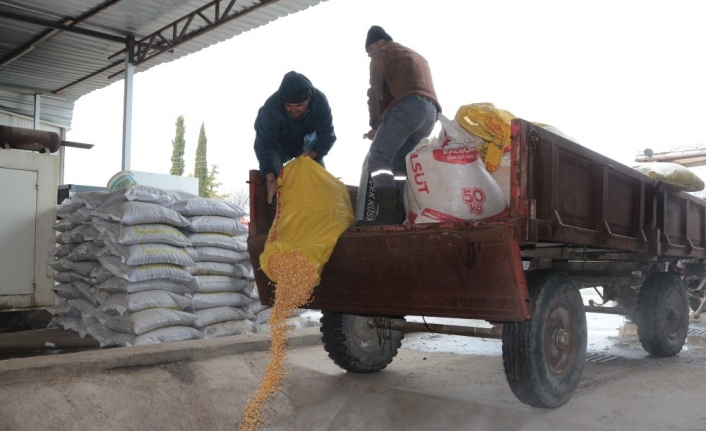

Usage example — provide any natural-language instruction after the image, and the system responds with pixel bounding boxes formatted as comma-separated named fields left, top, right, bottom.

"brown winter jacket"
left=367, top=41, right=441, bottom=129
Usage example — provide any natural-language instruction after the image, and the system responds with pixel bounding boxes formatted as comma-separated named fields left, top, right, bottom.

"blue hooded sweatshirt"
left=253, top=71, right=336, bottom=177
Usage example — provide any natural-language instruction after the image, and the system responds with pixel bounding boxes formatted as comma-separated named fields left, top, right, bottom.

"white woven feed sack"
left=185, top=215, right=247, bottom=236
left=54, top=208, right=93, bottom=232
left=56, top=200, right=84, bottom=217
left=171, top=198, right=247, bottom=219
left=93, top=220, right=191, bottom=247
left=96, top=309, right=198, bottom=335
left=97, top=255, right=193, bottom=284
left=186, top=246, right=248, bottom=264
left=99, top=241, right=194, bottom=267
left=405, top=142, right=508, bottom=223
left=187, top=233, right=247, bottom=251
left=56, top=225, right=100, bottom=245
left=191, top=292, right=251, bottom=310
left=96, top=326, right=203, bottom=348
left=49, top=243, right=78, bottom=260
left=48, top=298, right=96, bottom=319
left=104, top=185, right=175, bottom=207
left=48, top=315, right=82, bottom=332
left=99, top=276, right=192, bottom=295
left=201, top=319, right=256, bottom=339
left=190, top=275, right=248, bottom=293
left=53, top=281, right=108, bottom=306
left=192, top=306, right=253, bottom=328
left=93, top=201, right=191, bottom=227
left=97, top=290, right=192, bottom=315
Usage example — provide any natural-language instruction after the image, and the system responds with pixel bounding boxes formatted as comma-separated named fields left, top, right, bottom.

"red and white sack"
left=405, top=141, right=508, bottom=224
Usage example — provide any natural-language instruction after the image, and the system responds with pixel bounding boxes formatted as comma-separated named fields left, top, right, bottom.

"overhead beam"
left=108, top=0, right=279, bottom=70
left=0, top=1, right=125, bottom=70
left=0, top=9, right=126, bottom=43
left=54, top=61, right=124, bottom=95
left=0, top=82, right=65, bottom=97
left=56, top=0, right=280, bottom=93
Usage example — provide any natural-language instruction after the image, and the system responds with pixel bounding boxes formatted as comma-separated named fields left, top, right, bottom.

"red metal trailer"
left=248, top=118, right=699, bottom=408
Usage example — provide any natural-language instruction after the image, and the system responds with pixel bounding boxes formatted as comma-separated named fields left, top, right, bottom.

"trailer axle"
left=368, top=306, right=634, bottom=338
left=368, top=318, right=503, bottom=339
left=584, top=305, right=634, bottom=315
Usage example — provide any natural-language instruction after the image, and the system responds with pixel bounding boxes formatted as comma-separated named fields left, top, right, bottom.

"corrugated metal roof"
left=0, top=0, right=328, bottom=128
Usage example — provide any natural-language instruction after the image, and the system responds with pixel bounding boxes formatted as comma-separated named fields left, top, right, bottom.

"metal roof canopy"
left=0, top=0, right=327, bottom=169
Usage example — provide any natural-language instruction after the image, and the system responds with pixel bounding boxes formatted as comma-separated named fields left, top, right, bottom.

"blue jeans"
left=368, top=95, right=437, bottom=190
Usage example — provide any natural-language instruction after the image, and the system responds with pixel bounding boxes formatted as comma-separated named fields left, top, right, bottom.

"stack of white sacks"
left=175, top=196, right=256, bottom=339
left=47, top=185, right=257, bottom=347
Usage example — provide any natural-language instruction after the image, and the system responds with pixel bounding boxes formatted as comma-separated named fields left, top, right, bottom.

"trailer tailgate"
left=249, top=222, right=531, bottom=322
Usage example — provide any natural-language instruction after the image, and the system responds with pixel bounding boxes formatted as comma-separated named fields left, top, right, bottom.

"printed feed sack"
left=405, top=141, right=508, bottom=224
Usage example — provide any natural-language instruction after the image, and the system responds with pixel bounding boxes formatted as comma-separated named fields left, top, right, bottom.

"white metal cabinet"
left=0, top=149, right=58, bottom=309
left=0, top=167, right=37, bottom=295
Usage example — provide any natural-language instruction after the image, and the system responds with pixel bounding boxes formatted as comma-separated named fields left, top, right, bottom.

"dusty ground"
left=1, top=299, right=706, bottom=431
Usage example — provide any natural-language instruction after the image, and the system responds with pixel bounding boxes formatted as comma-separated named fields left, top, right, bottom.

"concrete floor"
left=1, top=296, right=705, bottom=431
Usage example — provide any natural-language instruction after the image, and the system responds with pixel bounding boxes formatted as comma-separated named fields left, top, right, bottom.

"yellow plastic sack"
left=633, top=162, right=705, bottom=192
left=455, top=103, right=515, bottom=173
left=533, top=122, right=579, bottom=143
left=260, top=156, right=355, bottom=285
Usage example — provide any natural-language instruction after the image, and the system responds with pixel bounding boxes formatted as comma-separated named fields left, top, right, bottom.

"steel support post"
left=121, top=36, right=135, bottom=171
left=33, top=94, right=41, bottom=129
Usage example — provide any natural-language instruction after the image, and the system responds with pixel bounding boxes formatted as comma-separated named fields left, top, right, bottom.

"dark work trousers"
left=367, top=95, right=437, bottom=191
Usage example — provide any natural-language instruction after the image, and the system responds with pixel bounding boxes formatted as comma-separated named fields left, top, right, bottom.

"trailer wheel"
left=502, top=270, right=587, bottom=408
left=320, top=311, right=403, bottom=373
left=636, top=273, right=689, bottom=357
left=688, top=294, right=703, bottom=313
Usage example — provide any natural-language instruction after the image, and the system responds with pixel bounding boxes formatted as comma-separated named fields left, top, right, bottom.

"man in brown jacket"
left=358, top=25, right=441, bottom=226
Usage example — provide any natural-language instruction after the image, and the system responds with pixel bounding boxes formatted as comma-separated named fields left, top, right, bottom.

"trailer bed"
left=248, top=119, right=706, bottom=320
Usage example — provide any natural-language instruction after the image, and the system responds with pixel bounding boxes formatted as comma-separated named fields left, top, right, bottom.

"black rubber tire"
left=636, top=273, right=689, bottom=357
left=688, top=294, right=703, bottom=313
left=320, top=311, right=404, bottom=373
left=502, top=269, right=587, bottom=408
left=612, top=285, right=639, bottom=322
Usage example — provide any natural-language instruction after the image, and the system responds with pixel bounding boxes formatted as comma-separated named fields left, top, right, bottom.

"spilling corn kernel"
left=238, top=251, right=319, bottom=431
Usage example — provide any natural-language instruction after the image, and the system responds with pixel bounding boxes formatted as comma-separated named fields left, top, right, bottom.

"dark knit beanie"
left=279, top=71, right=313, bottom=104
left=281, top=87, right=312, bottom=104
left=365, top=25, right=393, bottom=52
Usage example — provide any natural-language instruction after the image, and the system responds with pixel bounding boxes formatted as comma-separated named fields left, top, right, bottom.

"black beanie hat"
left=279, top=71, right=313, bottom=103
left=282, top=88, right=312, bottom=104
left=365, top=25, right=393, bottom=52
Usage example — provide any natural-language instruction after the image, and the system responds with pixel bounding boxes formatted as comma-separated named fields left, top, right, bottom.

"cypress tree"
left=170, top=115, right=186, bottom=176
left=194, top=123, right=208, bottom=197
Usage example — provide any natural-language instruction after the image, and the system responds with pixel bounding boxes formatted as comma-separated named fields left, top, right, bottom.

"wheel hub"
left=554, top=329, right=570, bottom=349
left=663, top=289, right=685, bottom=338
left=544, top=301, right=577, bottom=377
left=352, top=316, right=384, bottom=352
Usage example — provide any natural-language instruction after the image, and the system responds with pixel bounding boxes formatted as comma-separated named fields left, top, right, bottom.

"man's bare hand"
left=301, top=150, right=318, bottom=159
left=265, top=172, right=278, bottom=205
left=366, top=129, right=378, bottom=140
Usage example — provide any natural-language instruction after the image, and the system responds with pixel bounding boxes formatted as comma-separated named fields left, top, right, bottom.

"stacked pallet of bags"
left=90, top=187, right=203, bottom=347
left=174, top=197, right=257, bottom=338
left=47, top=191, right=115, bottom=337
left=64, top=187, right=203, bottom=346
left=49, top=185, right=252, bottom=347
